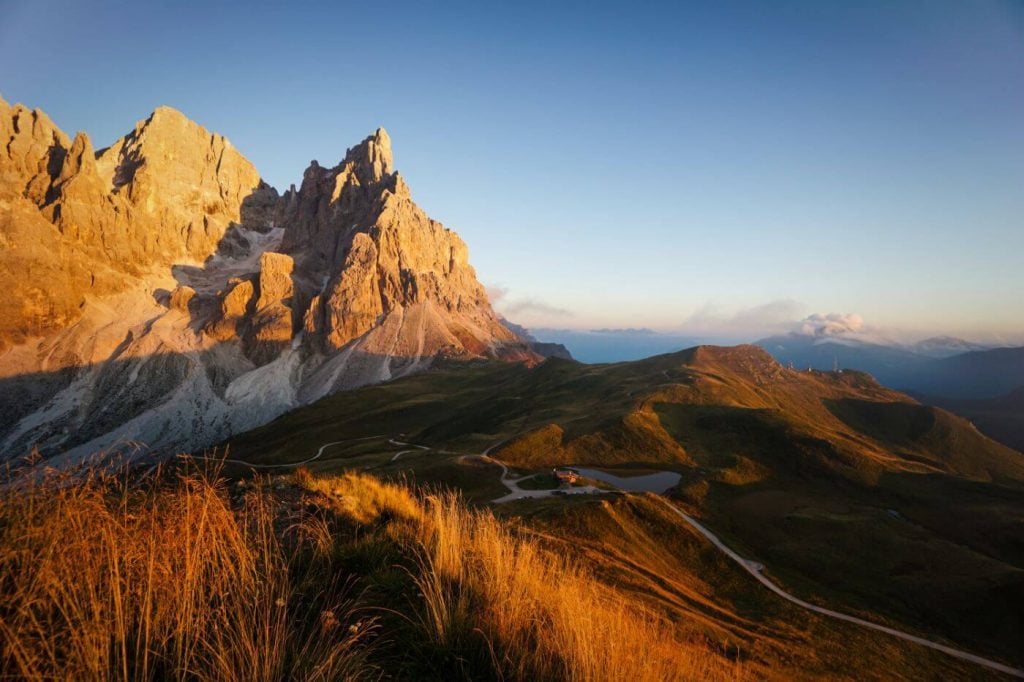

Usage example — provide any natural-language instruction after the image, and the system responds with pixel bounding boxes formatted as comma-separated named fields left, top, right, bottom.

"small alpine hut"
left=553, top=468, right=580, bottom=484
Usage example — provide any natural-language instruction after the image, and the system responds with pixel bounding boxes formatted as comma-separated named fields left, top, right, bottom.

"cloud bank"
left=487, top=285, right=573, bottom=321
left=589, top=327, right=657, bottom=335
left=679, top=300, right=803, bottom=341
left=796, top=312, right=865, bottom=337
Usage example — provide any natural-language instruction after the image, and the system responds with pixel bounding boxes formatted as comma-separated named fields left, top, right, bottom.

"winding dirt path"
left=387, top=439, right=430, bottom=462
left=192, top=434, right=386, bottom=469
left=655, top=497, right=1024, bottom=679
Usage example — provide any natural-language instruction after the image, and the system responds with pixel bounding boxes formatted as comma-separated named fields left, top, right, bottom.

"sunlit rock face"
left=279, top=127, right=525, bottom=360
left=0, top=100, right=535, bottom=462
left=0, top=99, right=267, bottom=349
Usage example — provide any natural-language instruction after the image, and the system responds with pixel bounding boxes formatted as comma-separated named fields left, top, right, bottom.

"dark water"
left=572, top=468, right=681, bottom=493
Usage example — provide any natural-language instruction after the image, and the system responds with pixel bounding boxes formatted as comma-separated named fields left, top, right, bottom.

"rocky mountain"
left=0, top=102, right=267, bottom=349
left=0, top=98, right=535, bottom=462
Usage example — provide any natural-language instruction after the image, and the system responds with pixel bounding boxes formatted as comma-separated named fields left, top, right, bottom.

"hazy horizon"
left=3, top=0, right=1022, bottom=342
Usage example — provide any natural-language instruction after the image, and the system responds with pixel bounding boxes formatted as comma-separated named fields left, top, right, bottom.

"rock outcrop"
left=277, top=129, right=526, bottom=369
left=248, top=252, right=295, bottom=364
left=500, top=319, right=574, bottom=360
left=0, top=97, right=267, bottom=350
left=0, top=100, right=537, bottom=461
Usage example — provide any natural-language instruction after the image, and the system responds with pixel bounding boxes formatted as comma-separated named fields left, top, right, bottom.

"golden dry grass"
left=0, top=459, right=739, bottom=681
left=295, top=468, right=421, bottom=527
left=0, top=462, right=375, bottom=682
left=299, top=471, right=742, bottom=681
left=413, top=491, right=739, bottom=681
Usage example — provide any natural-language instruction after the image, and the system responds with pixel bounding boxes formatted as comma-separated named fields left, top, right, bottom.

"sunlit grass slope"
left=0, top=461, right=739, bottom=681
left=0, top=463, right=374, bottom=681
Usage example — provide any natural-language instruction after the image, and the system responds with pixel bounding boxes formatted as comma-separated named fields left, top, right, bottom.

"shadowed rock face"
left=0, top=99, right=536, bottom=461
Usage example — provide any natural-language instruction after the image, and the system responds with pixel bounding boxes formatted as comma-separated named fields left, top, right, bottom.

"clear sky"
left=2, top=0, right=1022, bottom=343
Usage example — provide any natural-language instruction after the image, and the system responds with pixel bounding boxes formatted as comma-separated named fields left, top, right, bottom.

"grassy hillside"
left=500, top=493, right=997, bottom=680
left=222, top=345, right=1024, bottom=674
left=922, top=387, right=1024, bottom=453
left=0, top=461, right=738, bottom=681
left=230, top=345, right=1023, bottom=481
left=915, top=347, right=1024, bottom=399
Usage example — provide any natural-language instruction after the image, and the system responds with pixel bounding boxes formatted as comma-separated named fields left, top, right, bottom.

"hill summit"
left=0, top=99, right=536, bottom=461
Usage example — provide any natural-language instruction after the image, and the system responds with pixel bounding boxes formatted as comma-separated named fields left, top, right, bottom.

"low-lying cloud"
left=589, top=327, right=657, bottom=335
left=487, top=285, right=573, bottom=320
left=797, top=312, right=864, bottom=337
left=790, top=312, right=899, bottom=346
left=679, top=300, right=803, bottom=340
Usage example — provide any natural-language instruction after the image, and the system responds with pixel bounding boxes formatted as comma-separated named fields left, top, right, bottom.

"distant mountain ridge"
left=0, top=98, right=536, bottom=461
left=922, top=387, right=1024, bottom=453
left=498, top=319, right=573, bottom=359
left=911, top=335, right=992, bottom=358
left=757, top=332, right=1024, bottom=399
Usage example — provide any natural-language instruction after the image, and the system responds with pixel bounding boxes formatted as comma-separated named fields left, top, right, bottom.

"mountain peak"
left=0, top=97, right=72, bottom=204
left=136, top=106, right=232, bottom=147
left=148, top=104, right=188, bottom=121
left=342, top=127, right=393, bottom=183
left=136, top=105, right=204, bottom=138
left=688, top=343, right=781, bottom=370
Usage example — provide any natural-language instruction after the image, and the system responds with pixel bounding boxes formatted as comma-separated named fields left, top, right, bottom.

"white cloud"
left=796, top=312, right=864, bottom=337
left=680, top=300, right=803, bottom=340
left=487, top=285, right=573, bottom=321
left=790, top=312, right=904, bottom=346
left=486, top=285, right=509, bottom=305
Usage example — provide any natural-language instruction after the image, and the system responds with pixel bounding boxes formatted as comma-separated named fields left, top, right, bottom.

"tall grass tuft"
left=294, top=472, right=742, bottom=681
left=0, top=461, right=375, bottom=682
left=411, top=491, right=738, bottom=681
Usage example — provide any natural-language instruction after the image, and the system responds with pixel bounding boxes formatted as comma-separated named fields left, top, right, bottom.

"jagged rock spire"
left=275, top=126, right=527, bottom=359
left=342, top=127, right=392, bottom=183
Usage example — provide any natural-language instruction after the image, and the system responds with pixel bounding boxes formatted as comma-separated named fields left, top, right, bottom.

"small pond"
left=571, top=468, right=681, bottom=493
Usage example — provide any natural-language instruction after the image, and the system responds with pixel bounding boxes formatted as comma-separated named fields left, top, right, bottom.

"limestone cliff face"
left=0, top=101, right=70, bottom=205
left=92, top=106, right=269, bottom=262
left=278, top=128, right=524, bottom=363
left=0, top=102, right=96, bottom=346
left=0, top=101, right=536, bottom=461
left=0, top=97, right=266, bottom=349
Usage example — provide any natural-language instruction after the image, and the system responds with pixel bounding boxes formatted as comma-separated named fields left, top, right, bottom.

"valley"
left=223, top=345, right=1024, bottom=678
left=216, top=424, right=1024, bottom=676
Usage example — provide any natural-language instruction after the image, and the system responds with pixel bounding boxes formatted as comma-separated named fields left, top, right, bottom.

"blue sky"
left=2, top=0, right=1022, bottom=343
